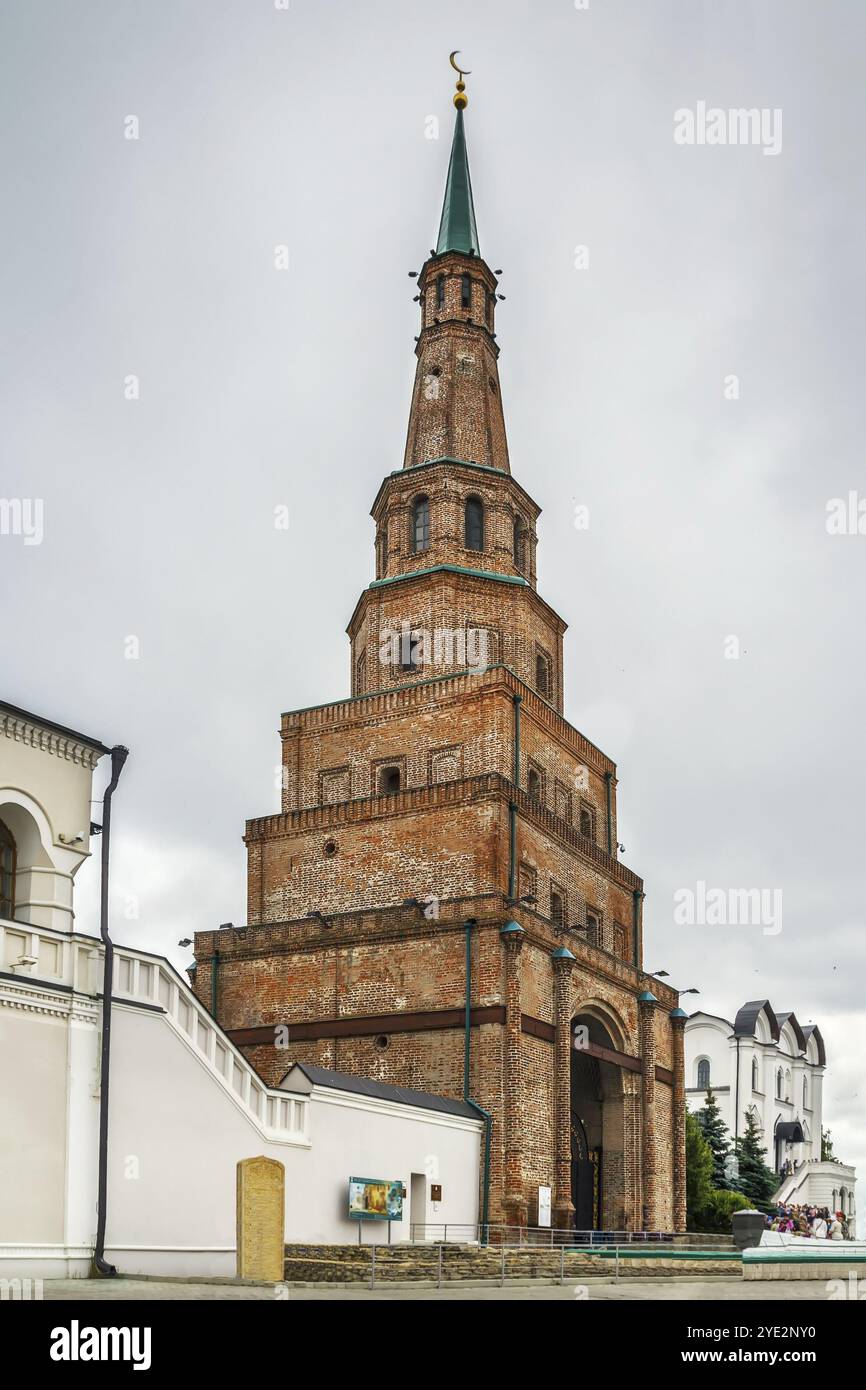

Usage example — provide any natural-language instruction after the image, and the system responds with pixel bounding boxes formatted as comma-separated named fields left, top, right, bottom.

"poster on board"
left=348, top=1176, right=404, bottom=1221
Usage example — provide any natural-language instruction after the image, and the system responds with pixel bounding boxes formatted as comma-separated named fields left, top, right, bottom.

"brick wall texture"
left=193, top=230, right=686, bottom=1234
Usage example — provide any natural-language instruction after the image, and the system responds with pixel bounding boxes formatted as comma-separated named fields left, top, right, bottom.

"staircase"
left=772, top=1159, right=858, bottom=1219
left=0, top=920, right=310, bottom=1145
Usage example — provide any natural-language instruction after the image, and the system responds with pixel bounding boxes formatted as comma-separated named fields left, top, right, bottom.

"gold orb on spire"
left=449, top=50, right=471, bottom=109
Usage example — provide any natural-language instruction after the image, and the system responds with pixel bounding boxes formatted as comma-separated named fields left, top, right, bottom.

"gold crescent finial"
left=449, top=50, right=471, bottom=109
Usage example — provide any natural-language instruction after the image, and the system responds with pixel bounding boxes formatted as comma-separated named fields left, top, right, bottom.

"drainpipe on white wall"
left=93, top=745, right=129, bottom=1278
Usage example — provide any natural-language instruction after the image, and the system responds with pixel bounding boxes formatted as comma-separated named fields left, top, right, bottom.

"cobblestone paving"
left=34, top=1277, right=835, bottom=1301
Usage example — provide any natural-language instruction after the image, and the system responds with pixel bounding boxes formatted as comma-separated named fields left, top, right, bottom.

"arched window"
left=536, top=652, right=551, bottom=700
left=411, top=495, right=430, bottom=553
left=464, top=496, right=484, bottom=551
left=513, top=515, right=526, bottom=570
left=379, top=766, right=401, bottom=794
left=803, top=1076, right=808, bottom=1109
left=461, top=274, right=471, bottom=310
left=752, top=1058, right=759, bottom=1091
left=585, top=912, right=599, bottom=947
left=550, top=891, right=564, bottom=927
left=776, top=1067, right=784, bottom=1099
left=785, top=1068, right=792, bottom=1102
left=436, top=275, right=445, bottom=310
left=579, top=804, right=593, bottom=840
left=527, top=768, right=541, bottom=801
left=0, top=819, right=15, bottom=921
left=697, top=1058, right=711, bottom=1090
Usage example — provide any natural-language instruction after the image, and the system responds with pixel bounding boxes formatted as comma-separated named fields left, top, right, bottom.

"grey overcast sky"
left=2, top=1, right=864, bottom=1202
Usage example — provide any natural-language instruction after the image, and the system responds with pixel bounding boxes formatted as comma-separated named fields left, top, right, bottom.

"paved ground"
left=33, top=1277, right=836, bottom=1301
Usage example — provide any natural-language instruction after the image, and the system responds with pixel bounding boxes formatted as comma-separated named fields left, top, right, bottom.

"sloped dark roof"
left=775, top=1120, right=805, bottom=1143
left=281, top=1062, right=480, bottom=1121
left=733, top=999, right=780, bottom=1041
left=775, top=1011, right=807, bottom=1053
left=801, top=1023, right=827, bottom=1066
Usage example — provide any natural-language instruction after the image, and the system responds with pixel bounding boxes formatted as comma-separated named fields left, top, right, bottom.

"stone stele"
left=236, top=1155, right=285, bottom=1281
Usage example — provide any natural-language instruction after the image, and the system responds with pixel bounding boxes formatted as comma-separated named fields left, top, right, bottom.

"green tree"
left=685, top=1109, right=714, bottom=1231
left=686, top=1109, right=750, bottom=1231
left=734, top=1110, right=778, bottom=1210
left=695, top=1087, right=732, bottom=1189
left=699, top=1188, right=752, bottom=1233
left=821, top=1127, right=839, bottom=1162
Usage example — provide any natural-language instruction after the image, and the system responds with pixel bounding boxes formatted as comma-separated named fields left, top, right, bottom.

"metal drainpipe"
left=632, top=889, right=642, bottom=970
left=604, top=772, right=613, bottom=854
left=93, top=745, right=129, bottom=1278
left=463, top=918, right=491, bottom=1243
left=512, top=694, right=521, bottom=784
left=734, top=1035, right=741, bottom=1151
left=508, top=695, right=521, bottom=900
left=211, top=946, right=219, bottom=1018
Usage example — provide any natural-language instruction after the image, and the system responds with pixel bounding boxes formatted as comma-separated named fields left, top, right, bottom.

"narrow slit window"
left=0, top=820, right=15, bottom=921
left=464, top=496, right=484, bottom=551
left=513, top=516, right=526, bottom=570
left=412, top=495, right=430, bottom=553
left=536, top=653, right=551, bottom=700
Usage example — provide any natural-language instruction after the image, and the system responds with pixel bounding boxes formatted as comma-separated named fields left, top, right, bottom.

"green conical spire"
left=435, top=108, right=480, bottom=256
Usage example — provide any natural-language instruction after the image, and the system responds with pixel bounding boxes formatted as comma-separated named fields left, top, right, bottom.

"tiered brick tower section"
left=193, top=87, right=686, bottom=1233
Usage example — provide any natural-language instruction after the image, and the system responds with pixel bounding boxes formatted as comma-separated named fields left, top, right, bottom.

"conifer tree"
left=734, top=1110, right=778, bottom=1210
left=685, top=1110, right=714, bottom=1230
left=695, top=1087, right=732, bottom=1190
left=821, top=1127, right=837, bottom=1162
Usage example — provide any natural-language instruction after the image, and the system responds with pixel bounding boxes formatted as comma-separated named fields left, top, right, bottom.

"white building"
left=0, top=701, right=481, bottom=1279
left=685, top=1000, right=856, bottom=1221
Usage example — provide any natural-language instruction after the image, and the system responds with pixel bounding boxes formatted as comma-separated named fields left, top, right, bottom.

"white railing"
left=773, top=1158, right=857, bottom=1217
left=0, top=917, right=308, bottom=1146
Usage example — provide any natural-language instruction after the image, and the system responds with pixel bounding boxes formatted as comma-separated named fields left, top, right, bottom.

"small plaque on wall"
left=538, top=1185, right=552, bottom=1228
left=431, top=1184, right=442, bottom=1202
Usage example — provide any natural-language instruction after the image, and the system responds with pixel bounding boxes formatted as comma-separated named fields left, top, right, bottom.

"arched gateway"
left=571, top=1012, right=627, bottom=1231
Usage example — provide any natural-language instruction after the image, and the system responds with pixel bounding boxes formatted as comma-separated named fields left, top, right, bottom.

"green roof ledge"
left=436, top=106, right=480, bottom=257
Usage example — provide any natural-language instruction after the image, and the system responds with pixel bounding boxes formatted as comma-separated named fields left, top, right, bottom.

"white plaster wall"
left=1, top=927, right=481, bottom=1280
left=0, top=737, right=96, bottom=850
left=102, top=1004, right=480, bottom=1276
left=0, top=1008, right=69, bottom=1244
left=0, top=729, right=98, bottom=931
left=686, top=1011, right=831, bottom=1184
left=684, top=1017, right=731, bottom=1129
left=278, top=1084, right=482, bottom=1247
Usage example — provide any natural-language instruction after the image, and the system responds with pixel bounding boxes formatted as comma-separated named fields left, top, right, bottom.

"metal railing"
left=354, top=1241, right=738, bottom=1290
left=407, top=1222, right=678, bottom=1247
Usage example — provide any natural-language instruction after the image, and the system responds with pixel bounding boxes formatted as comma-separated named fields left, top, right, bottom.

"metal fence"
left=361, top=1240, right=737, bottom=1290
left=407, top=1222, right=678, bottom=1247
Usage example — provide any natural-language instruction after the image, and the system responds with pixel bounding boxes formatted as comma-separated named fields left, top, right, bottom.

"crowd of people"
left=766, top=1204, right=850, bottom=1239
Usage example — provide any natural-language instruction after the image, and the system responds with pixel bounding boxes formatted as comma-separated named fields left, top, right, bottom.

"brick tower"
left=194, top=71, right=686, bottom=1234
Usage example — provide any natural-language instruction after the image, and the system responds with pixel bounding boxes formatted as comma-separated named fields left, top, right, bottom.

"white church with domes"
left=685, top=1000, right=856, bottom=1222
